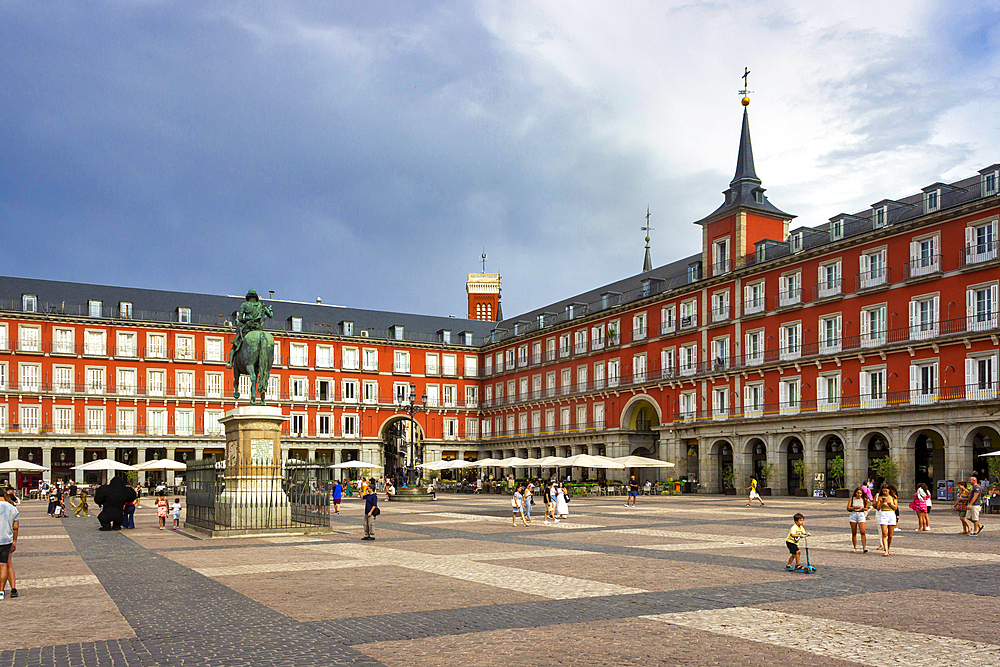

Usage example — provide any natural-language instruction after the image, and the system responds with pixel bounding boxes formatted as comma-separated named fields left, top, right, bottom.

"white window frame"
left=85, top=406, right=105, bottom=435
left=909, top=294, right=939, bottom=340
left=743, top=382, right=764, bottom=418
left=680, top=300, right=697, bottom=329
left=362, top=348, right=378, bottom=372
left=175, top=334, right=195, bottom=361
left=54, top=406, right=74, bottom=434
left=910, top=360, right=938, bottom=405
left=909, top=233, right=940, bottom=278
left=712, top=290, right=730, bottom=322
left=779, top=322, right=801, bottom=361
left=780, top=377, right=800, bottom=415
left=859, top=247, right=888, bottom=289
left=316, top=344, right=335, bottom=369
left=860, top=305, right=887, bottom=348
left=84, top=329, right=107, bottom=356
left=778, top=271, right=801, bottom=307
left=289, top=342, right=308, bottom=367
left=966, top=353, right=998, bottom=400
left=118, top=407, right=137, bottom=436
left=744, top=281, right=765, bottom=315
left=175, top=409, right=195, bottom=436
left=342, top=379, right=358, bottom=403
left=818, top=314, right=842, bottom=354
left=818, top=261, right=842, bottom=298
left=115, top=331, right=137, bottom=358
left=53, top=327, right=76, bottom=355
left=967, top=282, right=998, bottom=332
left=205, top=336, right=225, bottom=363
left=965, top=219, right=998, bottom=264
left=146, top=332, right=167, bottom=359
left=712, top=387, right=729, bottom=420
left=860, top=367, right=886, bottom=409
left=679, top=343, right=697, bottom=376
left=660, top=305, right=676, bottom=335
left=393, top=350, right=411, bottom=374
left=342, top=346, right=359, bottom=371
left=745, top=329, right=764, bottom=366
left=175, top=369, right=195, bottom=398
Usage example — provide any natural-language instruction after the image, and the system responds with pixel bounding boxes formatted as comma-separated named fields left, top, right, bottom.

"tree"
left=791, top=460, right=807, bottom=489
left=871, top=456, right=899, bottom=487
left=759, top=461, right=775, bottom=488
left=987, top=456, right=1000, bottom=484
left=720, top=465, right=736, bottom=490
left=828, top=455, right=845, bottom=489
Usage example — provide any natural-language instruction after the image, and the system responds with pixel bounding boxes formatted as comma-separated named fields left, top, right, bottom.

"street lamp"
left=400, top=383, right=427, bottom=484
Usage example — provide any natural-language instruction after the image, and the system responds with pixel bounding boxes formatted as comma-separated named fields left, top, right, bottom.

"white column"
left=195, top=447, right=204, bottom=461
left=166, top=448, right=176, bottom=486
left=42, top=447, right=52, bottom=483
left=74, top=447, right=85, bottom=483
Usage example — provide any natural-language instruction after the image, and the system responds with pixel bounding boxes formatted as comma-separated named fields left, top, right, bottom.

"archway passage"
left=866, top=433, right=891, bottom=486
left=747, top=438, right=767, bottom=485
left=913, top=430, right=945, bottom=489
left=786, top=438, right=804, bottom=495
left=713, top=440, right=734, bottom=494
left=970, top=427, right=1000, bottom=481
left=823, top=435, right=845, bottom=495
left=380, top=415, right=425, bottom=480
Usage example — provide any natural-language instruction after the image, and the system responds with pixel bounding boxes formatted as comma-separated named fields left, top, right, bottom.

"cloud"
left=1, top=1, right=997, bottom=321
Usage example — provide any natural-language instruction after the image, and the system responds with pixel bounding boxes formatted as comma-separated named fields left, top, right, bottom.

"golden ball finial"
left=742, top=96, right=750, bottom=107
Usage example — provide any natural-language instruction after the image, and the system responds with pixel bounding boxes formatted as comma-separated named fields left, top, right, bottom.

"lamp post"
left=401, top=383, right=427, bottom=485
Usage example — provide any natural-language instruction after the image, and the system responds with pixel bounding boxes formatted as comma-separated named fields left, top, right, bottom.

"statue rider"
left=228, top=289, right=274, bottom=368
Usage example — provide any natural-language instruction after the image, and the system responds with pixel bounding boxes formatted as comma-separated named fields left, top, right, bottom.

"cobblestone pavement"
left=3, top=495, right=998, bottom=666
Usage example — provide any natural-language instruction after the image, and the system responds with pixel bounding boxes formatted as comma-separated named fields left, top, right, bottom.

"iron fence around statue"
left=184, top=460, right=331, bottom=531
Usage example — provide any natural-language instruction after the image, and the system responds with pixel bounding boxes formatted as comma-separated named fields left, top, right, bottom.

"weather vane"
left=481, top=250, right=488, bottom=273
left=641, top=208, right=654, bottom=247
left=739, top=67, right=753, bottom=106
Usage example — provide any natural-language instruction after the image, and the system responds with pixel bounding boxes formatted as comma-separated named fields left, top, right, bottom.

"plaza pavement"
left=3, top=492, right=998, bottom=666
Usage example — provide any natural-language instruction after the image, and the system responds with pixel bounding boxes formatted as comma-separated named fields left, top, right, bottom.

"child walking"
left=171, top=498, right=182, bottom=530
left=156, top=493, right=169, bottom=530
left=746, top=477, right=764, bottom=507
left=73, top=491, right=89, bottom=517
left=785, top=513, right=809, bottom=571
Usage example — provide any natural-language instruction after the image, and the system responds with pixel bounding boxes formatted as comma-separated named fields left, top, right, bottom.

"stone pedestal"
left=216, top=406, right=292, bottom=531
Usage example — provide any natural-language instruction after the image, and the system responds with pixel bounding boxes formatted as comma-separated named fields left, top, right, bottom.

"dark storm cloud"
left=0, top=1, right=673, bottom=318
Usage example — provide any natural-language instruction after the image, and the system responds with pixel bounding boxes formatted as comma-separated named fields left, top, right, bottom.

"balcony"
left=711, top=305, right=730, bottom=323
left=51, top=341, right=79, bottom=356
left=857, top=267, right=890, bottom=291
left=904, top=254, right=942, bottom=279
left=679, top=314, right=697, bottom=330
left=743, top=297, right=765, bottom=316
left=631, top=327, right=647, bottom=342
left=574, top=342, right=587, bottom=354
left=814, top=279, right=843, bottom=300
left=711, top=258, right=730, bottom=276
left=660, top=320, right=675, bottom=336
left=961, top=239, right=999, bottom=267
left=776, top=288, right=801, bottom=308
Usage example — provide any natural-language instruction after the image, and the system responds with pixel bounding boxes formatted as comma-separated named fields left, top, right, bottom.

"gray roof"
left=0, top=276, right=497, bottom=346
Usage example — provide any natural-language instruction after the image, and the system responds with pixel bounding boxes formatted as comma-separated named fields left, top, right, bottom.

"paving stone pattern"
left=3, top=495, right=998, bottom=666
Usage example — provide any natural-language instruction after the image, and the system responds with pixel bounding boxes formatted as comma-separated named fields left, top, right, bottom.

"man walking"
left=968, top=476, right=985, bottom=535
left=0, top=490, right=18, bottom=600
left=362, top=484, right=378, bottom=540
left=626, top=476, right=640, bottom=507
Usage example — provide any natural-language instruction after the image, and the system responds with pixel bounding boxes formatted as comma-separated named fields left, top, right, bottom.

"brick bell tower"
left=467, top=253, right=501, bottom=321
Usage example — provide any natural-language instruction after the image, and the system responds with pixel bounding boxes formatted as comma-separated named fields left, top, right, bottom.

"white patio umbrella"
left=559, top=454, right=625, bottom=469
left=0, top=459, right=47, bottom=473
left=495, top=457, right=531, bottom=468
left=978, top=451, right=1000, bottom=457
left=329, top=461, right=382, bottom=470
left=472, top=458, right=502, bottom=468
left=135, top=459, right=187, bottom=471
left=72, top=458, right=137, bottom=472
left=533, top=456, right=568, bottom=467
left=613, top=455, right=676, bottom=468
left=417, top=460, right=453, bottom=470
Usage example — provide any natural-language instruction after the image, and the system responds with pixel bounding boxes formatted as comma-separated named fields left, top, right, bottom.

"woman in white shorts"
left=846, top=487, right=869, bottom=552
left=875, top=485, right=898, bottom=556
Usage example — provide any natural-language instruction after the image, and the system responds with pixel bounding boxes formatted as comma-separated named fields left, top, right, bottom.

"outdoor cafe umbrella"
left=72, top=458, right=137, bottom=472
left=0, top=459, right=47, bottom=474
left=472, top=458, right=502, bottom=468
left=329, top=461, right=382, bottom=469
left=612, top=455, right=676, bottom=468
left=135, top=459, right=188, bottom=471
left=559, top=454, right=625, bottom=469
left=494, top=457, right=531, bottom=468
left=978, top=451, right=1000, bottom=457
left=533, top=456, right=568, bottom=467
left=417, top=460, right=454, bottom=470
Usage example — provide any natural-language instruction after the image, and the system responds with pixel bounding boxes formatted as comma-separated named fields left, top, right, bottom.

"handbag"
left=372, top=506, right=381, bottom=517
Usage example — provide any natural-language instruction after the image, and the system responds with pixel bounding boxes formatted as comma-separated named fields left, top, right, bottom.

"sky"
left=2, top=1, right=999, bottom=320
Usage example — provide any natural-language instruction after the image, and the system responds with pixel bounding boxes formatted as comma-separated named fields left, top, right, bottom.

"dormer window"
left=924, top=189, right=940, bottom=213
left=829, top=217, right=844, bottom=241
left=641, top=279, right=651, bottom=297
left=536, top=314, right=545, bottom=328
left=340, top=321, right=354, bottom=336
left=89, top=300, right=103, bottom=318
left=982, top=168, right=998, bottom=197
left=461, top=331, right=472, bottom=345
left=22, top=294, right=37, bottom=312
left=687, top=261, right=702, bottom=283
left=290, top=316, right=302, bottom=332
left=119, top=302, right=132, bottom=319
left=439, top=329, right=451, bottom=343
left=390, top=325, right=404, bottom=341
left=756, top=244, right=766, bottom=263
left=872, top=205, right=887, bottom=228
left=177, top=307, right=191, bottom=324
left=754, top=190, right=764, bottom=204
left=790, top=232, right=803, bottom=253
left=565, top=304, right=575, bottom=319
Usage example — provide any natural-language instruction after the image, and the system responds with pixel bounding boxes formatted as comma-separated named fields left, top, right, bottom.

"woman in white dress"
left=555, top=482, right=570, bottom=519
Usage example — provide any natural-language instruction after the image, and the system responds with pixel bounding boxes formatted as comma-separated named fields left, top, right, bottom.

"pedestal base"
left=390, top=488, right=435, bottom=502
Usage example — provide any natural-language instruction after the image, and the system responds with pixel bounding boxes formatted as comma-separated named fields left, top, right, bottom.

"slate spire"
left=731, top=108, right=760, bottom=186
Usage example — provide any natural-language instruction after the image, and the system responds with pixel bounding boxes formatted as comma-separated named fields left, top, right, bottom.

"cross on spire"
left=642, top=207, right=653, bottom=272
left=739, top=66, right=753, bottom=101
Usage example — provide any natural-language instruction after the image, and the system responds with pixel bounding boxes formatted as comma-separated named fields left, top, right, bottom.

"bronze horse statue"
left=232, top=329, right=275, bottom=405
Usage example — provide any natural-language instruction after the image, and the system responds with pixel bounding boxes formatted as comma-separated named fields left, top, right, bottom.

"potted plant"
left=721, top=465, right=737, bottom=494
left=829, top=455, right=849, bottom=497
left=758, top=462, right=775, bottom=496
left=791, top=460, right=808, bottom=496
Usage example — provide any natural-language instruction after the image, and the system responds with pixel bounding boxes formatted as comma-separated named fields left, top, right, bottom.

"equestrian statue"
left=228, top=288, right=275, bottom=405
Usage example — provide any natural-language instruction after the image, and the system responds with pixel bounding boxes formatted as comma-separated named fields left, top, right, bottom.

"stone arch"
left=779, top=434, right=806, bottom=496
left=708, top=438, right=736, bottom=493
left=377, top=415, right=425, bottom=440
left=961, top=423, right=1000, bottom=448
left=963, top=424, right=1000, bottom=481
left=620, top=395, right=662, bottom=432
left=906, top=426, right=947, bottom=490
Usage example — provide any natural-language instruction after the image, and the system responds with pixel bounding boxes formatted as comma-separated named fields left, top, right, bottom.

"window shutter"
left=859, top=371, right=869, bottom=399
left=745, top=284, right=752, bottom=304
left=743, top=385, right=752, bottom=413
left=967, top=288, right=975, bottom=322
left=910, top=364, right=919, bottom=396
left=991, top=285, right=998, bottom=321
left=779, top=381, right=788, bottom=406
left=966, top=358, right=976, bottom=390
left=779, top=326, right=787, bottom=354
left=931, top=296, right=940, bottom=334
left=818, top=319, right=827, bottom=346
left=965, top=226, right=975, bottom=252
left=860, top=310, right=870, bottom=338
left=909, top=241, right=919, bottom=261
left=859, top=252, right=870, bottom=275
left=835, top=262, right=841, bottom=282
left=908, top=299, right=918, bottom=334
left=834, top=316, right=842, bottom=345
